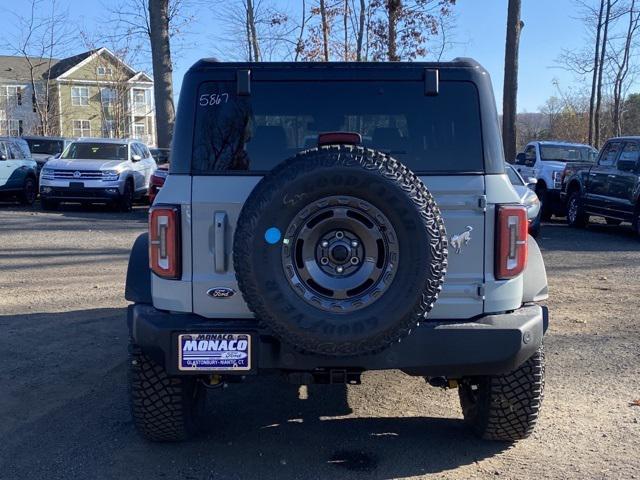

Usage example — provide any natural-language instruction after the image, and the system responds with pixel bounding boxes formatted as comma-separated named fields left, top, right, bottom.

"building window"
left=71, top=86, right=89, bottom=106
left=101, top=88, right=117, bottom=106
left=0, top=119, right=23, bottom=136
left=133, top=122, right=146, bottom=139
left=0, top=86, right=22, bottom=107
left=73, top=119, right=91, bottom=137
left=103, top=119, right=116, bottom=138
left=133, top=89, right=149, bottom=109
left=97, top=66, right=113, bottom=76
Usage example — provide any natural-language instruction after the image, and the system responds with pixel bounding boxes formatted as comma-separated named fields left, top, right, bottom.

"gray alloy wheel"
left=567, top=192, right=587, bottom=228
left=282, top=196, right=400, bottom=313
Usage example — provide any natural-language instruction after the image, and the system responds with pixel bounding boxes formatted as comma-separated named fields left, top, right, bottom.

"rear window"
left=192, top=81, right=483, bottom=174
left=25, top=139, right=63, bottom=155
left=539, top=144, right=597, bottom=162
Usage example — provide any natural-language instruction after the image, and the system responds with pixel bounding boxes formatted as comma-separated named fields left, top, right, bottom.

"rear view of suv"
left=39, top=138, right=156, bottom=211
left=125, top=60, right=549, bottom=443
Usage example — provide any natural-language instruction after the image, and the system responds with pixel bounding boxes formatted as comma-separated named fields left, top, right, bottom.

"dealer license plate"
left=178, top=333, right=251, bottom=371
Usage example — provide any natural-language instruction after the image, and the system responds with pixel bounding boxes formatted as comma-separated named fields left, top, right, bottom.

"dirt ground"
left=0, top=202, right=639, bottom=480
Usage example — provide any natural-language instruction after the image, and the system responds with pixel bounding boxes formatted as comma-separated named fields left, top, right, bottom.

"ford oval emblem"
left=207, top=287, right=235, bottom=298
left=73, top=171, right=81, bottom=178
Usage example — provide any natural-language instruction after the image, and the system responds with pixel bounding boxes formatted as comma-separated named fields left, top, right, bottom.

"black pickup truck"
left=562, top=136, right=640, bottom=236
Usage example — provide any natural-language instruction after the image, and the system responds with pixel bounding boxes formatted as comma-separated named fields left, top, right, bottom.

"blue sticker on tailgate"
left=178, top=333, right=251, bottom=371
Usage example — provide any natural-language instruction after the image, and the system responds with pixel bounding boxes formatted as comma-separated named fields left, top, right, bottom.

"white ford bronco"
left=125, top=59, right=549, bottom=442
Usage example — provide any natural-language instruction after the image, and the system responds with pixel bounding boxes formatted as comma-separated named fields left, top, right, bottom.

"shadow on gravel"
left=538, top=220, right=639, bottom=252
left=0, top=308, right=509, bottom=480
left=0, top=200, right=148, bottom=223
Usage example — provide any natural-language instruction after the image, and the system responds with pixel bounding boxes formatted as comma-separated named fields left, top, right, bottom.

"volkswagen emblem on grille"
left=73, top=171, right=81, bottom=178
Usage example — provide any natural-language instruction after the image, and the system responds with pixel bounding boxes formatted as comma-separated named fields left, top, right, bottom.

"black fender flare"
left=125, top=233, right=152, bottom=304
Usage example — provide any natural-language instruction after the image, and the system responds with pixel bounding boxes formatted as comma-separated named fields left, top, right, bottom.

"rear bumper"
left=128, top=303, right=548, bottom=377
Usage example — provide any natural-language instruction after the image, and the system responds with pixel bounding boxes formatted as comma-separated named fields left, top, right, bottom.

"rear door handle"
left=214, top=212, right=227, bottom=273
left=608, top=175, right=616, bottom=178
left=589, top=173, right=597, bottom=176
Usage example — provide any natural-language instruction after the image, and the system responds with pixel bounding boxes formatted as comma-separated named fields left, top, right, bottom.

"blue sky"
left=0, top=0, right=616, bottom=112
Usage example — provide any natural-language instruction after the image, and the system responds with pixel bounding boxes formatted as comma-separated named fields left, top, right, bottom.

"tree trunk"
left=356, top=0, right=366, bottom=61
left=502, top=0, right=524, bottom=164
left=149, top=0, right=175, bottom=149
left=294, top=0, right=307, bottom=61
left=247, top=0, right=261, bottom=62
left=387, top=0, right=401, bottom=61
left=588, top=0, right=605, bottom=146
left=344, top=0, right=349, bottom=60
left=595, top=0, right=612, bottom=148
left=320, top=0, right=330, bottom=61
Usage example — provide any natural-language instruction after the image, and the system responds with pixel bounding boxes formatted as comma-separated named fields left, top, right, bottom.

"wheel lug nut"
left=351, top=240, right=358, bottom=247
left=350, top=257, right=359, bottom=265
left=336, top=266, right=344, bottom=273
left=321, top=240, right=329, bottom=248
left=320, top=257, right=329, bottom=265
left=335, top=231, right=344, bottom=239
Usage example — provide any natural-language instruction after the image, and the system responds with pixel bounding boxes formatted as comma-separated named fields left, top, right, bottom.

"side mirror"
left=515, top=152, right=526, bottom=163
left=131, top=154, right=142, bottom=162
left=526, top=177, right=538, bottom=186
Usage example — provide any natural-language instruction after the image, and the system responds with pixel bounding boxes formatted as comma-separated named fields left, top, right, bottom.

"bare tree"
left=502, top=0, right=524, bottom=164
left=3, top=0, right=73, bottom=135
left=609, top=0, right=640, bottom=136
left=320, top=0, right=330, bottom=60
left=589, top=0, right=606, bottom=144
left=355, top=0, right=366, bottom=60
left=149, top=0, right=175, bottom=148
left=246, top=0, right=262, bottom=61
left=595, top=0, right=614, bottom=146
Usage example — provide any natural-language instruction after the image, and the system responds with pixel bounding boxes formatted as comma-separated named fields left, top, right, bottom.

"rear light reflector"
left=149, top=205, right=181, bottom=279
left=495, top=205, right=528, bottom=279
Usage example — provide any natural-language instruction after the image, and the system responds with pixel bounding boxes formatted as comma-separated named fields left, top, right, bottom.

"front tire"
left=566, top=192, right=587, bottom=228
left=119, top=180, right=134, bottom=212
left=536, top=185, right=552, bottom=221
left=128, top=341, right=206, bottom=442
left=459, top=346, right=545, bottom=441
left=19, top=177, right=37, bottom=205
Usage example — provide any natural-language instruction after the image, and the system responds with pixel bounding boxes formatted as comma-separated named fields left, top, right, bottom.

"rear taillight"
left=149, top=205, right=181, bottom=279
left=495, top=205, right=528, bottom=280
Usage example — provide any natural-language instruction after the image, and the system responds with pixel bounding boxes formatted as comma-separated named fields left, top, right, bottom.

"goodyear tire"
left=233, top=145, right=447, bottom=357
left=128, top=340, right=206, bottom=441
left=459, top=346, right=545, bottom=441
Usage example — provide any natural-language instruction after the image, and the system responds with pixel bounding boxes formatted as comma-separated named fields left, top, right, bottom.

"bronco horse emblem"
left=450, top=226, right=473, bottom=254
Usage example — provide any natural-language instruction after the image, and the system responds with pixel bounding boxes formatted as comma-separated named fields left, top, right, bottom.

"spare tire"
left=233, top=145, right=447, bottom=356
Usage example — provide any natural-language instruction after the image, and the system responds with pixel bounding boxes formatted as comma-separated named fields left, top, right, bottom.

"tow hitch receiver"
left=286, top=369, right=363, bottom=385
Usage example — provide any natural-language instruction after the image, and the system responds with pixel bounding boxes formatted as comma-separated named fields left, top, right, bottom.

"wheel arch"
left=522, top=235, right=548, bottom=303
left=125, top=233, right=152, bottom=304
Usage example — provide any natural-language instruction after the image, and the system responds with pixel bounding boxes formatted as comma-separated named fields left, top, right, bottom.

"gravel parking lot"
left=0, top=202, right=639, bottom=480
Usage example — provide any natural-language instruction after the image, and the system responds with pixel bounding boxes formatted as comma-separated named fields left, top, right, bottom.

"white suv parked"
left=39, top=138, right=157, bottom=211
left=512, top=141, right=597, bottom=219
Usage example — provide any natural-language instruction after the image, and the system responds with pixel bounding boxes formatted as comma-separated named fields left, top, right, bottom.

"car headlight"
left=41, top=168, right=54, bottom=180
left=101, top=170, right=120, bottom=181
left=523, top=192, right=540, bottom=211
